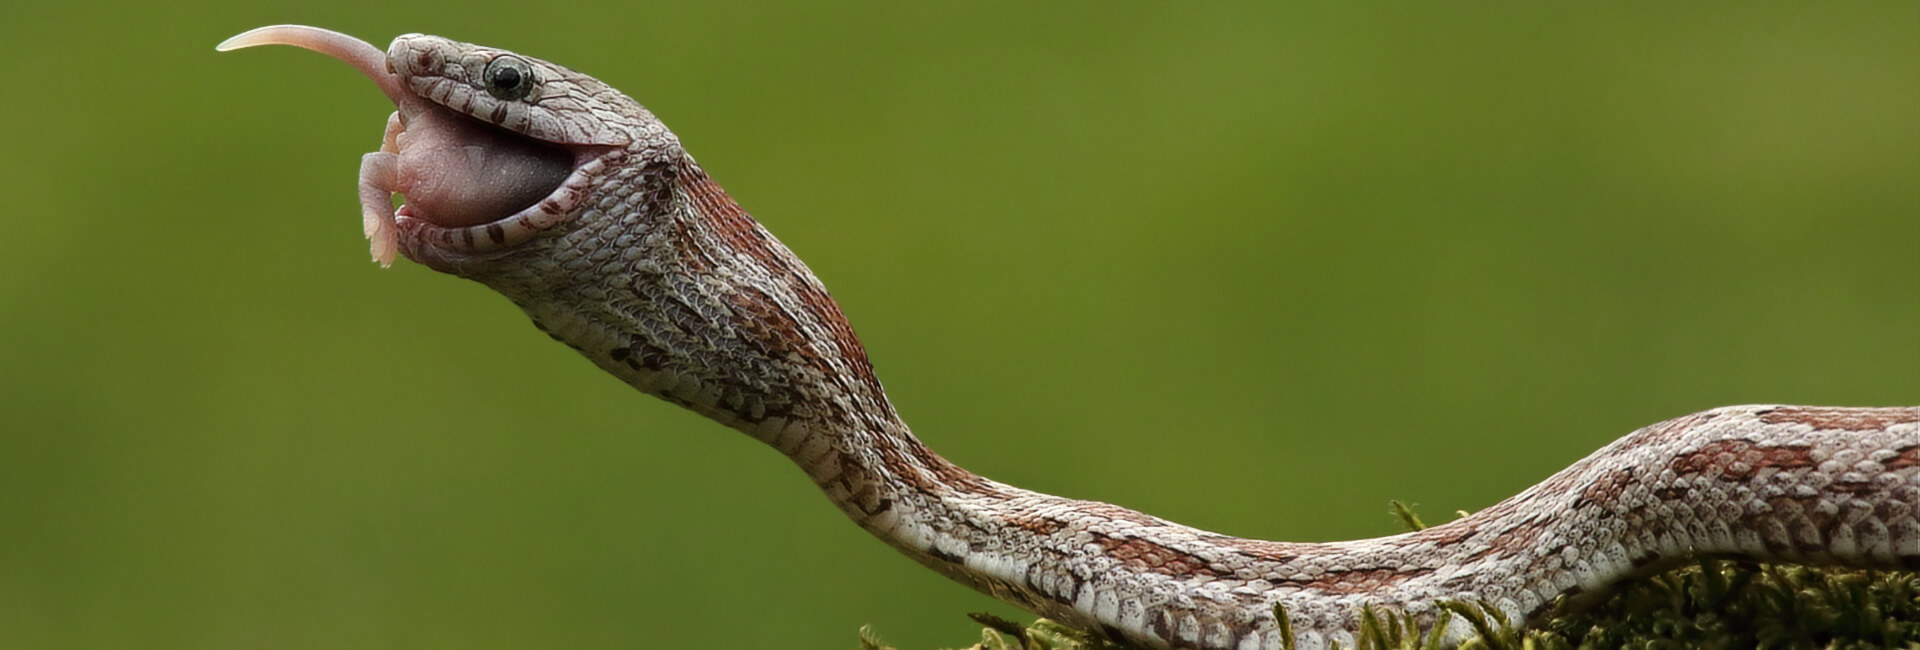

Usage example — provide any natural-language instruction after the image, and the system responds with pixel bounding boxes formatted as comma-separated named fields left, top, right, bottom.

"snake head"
left=222, top=26, right=883, bottom=432
left=219, top=26, right=678, bottom=270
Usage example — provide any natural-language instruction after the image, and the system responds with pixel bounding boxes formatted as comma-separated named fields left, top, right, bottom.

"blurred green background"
left=1, top=2, right=1915, bottom=649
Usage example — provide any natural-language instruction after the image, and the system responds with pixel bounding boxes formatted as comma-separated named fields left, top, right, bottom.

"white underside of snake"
left=219, top=26, right=1920, bottom=650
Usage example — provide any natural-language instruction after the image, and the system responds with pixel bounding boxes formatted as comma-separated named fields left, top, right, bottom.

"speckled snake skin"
left=221, top=27, right=1920, bottom=650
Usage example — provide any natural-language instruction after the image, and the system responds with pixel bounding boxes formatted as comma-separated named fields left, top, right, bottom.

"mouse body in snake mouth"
left=381, top=103, right=573, bottom=228
left=221, top=26, right=1920, bottom=650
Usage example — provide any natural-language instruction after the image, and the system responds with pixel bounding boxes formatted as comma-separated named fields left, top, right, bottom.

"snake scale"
left=219, top=26, right=1919, bottom=650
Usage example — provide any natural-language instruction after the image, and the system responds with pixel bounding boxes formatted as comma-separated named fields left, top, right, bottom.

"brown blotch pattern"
left=1576, top=469, right=1638, bottom=509
left=1093, top=535, right=1221, bottom=577
left=1668, top=439, right=1815, bottom=481
left=1887, top=445, right=1920, bottom=471
left=1008, top=512, right=1068, bottom=536
left=1760, top=406, right=1919, bottom=431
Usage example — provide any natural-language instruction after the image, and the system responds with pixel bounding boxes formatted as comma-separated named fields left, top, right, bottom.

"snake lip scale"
left=221, top=26, right=1920, bottom=650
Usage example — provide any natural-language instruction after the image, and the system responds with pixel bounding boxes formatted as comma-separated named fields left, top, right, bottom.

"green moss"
left=857, top=504, right=1920, bottom=649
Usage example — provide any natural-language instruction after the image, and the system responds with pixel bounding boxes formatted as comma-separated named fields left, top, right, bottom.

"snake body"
left=219, top=27, right=1920, bottom=650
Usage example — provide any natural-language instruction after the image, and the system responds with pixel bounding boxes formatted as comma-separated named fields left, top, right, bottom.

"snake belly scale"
left=217, top=26, right=1920, bottom=650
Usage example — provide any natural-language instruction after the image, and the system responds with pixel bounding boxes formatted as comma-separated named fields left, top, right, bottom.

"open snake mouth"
left=220, top=26, right=611, bottom=267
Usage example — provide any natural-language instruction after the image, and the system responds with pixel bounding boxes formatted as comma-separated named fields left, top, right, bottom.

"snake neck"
left=468, top=151, right=1059, bottom=592
left=466, top=153, right=889, bottom=430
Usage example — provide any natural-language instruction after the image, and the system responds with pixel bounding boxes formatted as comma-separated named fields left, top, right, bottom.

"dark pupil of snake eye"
left=492, top=67, right=520, bottom=89
left=485, top=58, right=532, bottom=100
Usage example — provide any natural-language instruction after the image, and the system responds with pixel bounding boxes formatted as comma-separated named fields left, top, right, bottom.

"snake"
left=217, top=25, right=1919, bottom=650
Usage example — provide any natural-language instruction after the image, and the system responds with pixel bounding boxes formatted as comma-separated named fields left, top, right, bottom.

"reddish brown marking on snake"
left=1887, top=445, right=1920, bottom=471
left=677, top=164, right=891, bottom=419
left=680, top=168, right=782, bottom=271
left=1760, top=406, right=1919, bottom=431
left=1576, top=469, right=1637, bottom=509
left=895, top=445, right=1004, bottom=495
left=1009, top=512, right=1068, bottom=536
left=1094, top=535, right=1222, bottom=577
left=1668, top=439, right=1816, bottom=481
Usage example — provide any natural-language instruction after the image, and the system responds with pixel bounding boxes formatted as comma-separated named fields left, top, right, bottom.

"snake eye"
left=483, top=55, right=535, bottom=100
